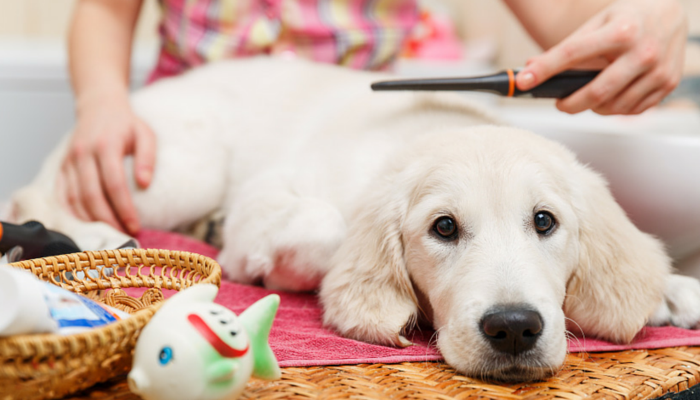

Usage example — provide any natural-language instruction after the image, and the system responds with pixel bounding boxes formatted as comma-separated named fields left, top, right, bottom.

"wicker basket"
left=59, top=347, right=700, bottom=400
left=0, top=248, right=222, bottom=400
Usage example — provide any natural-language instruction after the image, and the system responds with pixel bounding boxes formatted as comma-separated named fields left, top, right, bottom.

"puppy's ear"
left=320, top=171, right=419, bottom=347
left=565, top=165, right=670, bottom=343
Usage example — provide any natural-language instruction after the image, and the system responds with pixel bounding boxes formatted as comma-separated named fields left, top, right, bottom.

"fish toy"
left=128, top=285, right=280, bottom=400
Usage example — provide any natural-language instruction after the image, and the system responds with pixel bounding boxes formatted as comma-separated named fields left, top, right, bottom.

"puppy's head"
left=320, top=126, right=670, bottom=382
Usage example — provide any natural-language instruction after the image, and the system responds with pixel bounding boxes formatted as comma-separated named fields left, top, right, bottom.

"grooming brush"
left=371, top=69, right=599, bottom=98
left=0, top=220, right=81, bottom=260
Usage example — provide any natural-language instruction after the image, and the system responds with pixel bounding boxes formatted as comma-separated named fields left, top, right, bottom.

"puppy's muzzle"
left=480, top=306, right=543, bottom=356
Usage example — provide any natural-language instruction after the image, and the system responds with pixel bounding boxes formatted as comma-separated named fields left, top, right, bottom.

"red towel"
left=136, top=229, right=700, bottom=367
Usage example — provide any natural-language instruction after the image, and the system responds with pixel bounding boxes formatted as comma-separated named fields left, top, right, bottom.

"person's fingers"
left=595, top=28, right=683, bottom=115
left=517, top=20, right=636, bottom=91
left=630, top=86, right=674, bottom=115
left=555, top=46, right=657, bottom=114
left=133, top=119, right=157, bottom=189
left=61, top=162, right=90, bottom=221
left=75, top=147, right=123, bottom=231
left=96, top=136, right=141, bottom=235
left=595, top=67, right=673, bottom=115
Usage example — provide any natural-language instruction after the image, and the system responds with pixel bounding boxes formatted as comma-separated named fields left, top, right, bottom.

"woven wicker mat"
left=62, top=347, right=700, bottom=400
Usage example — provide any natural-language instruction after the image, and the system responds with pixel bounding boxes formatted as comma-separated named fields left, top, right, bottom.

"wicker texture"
left=58, top=346, right=700, bottom=400
left=0, top=249, right=222, bottom=400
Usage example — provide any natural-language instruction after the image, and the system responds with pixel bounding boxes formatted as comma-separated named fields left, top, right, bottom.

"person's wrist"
left=74, top=83, right=131, bottom=117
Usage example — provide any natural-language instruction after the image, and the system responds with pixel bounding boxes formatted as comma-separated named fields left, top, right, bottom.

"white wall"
left=0, top=42, right=74, bottom=200
left=0, top=0, right=160, bottom=41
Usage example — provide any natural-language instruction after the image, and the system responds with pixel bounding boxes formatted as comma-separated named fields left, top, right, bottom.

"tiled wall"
left=2, top=0, right=698, bottom=62
left=441, top=0, right=700, bottom=69
left=0, top=0, right=160, bottom=42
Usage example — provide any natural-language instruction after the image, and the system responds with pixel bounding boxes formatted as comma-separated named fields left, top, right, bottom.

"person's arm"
left=504, top=0, right=687, bottom=115
left=69, top=0, right=139, bottom=110
left=64, top=0, right=155, bottom=235
left=503, top=0, right=613, bottom=50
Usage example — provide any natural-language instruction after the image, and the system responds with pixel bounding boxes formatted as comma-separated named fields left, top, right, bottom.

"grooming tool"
left=371, top=69, right=600, bottom=98
left=0, top=221, right=81, bottom=260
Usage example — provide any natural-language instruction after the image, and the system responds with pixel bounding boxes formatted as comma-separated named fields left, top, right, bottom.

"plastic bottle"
left=0, top=265, right=129, bottom=336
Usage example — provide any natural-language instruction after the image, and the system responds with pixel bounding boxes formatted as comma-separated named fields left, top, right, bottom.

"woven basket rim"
left=6, top=248, right=218, bottom=290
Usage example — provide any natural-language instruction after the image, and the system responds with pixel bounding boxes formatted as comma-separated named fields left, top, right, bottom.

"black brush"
left=371, top=69, right=600, bottom=98
left=0, top=221, right=81, bottom=260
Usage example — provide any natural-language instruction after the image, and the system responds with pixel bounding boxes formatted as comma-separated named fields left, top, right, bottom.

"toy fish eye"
left=159, top=346, right=173, bottom=365
left=230, top=330, right=238, bottom=336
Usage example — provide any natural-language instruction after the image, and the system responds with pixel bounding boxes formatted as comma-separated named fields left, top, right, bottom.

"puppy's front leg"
left=218, top=175, right=347, bottom=291
left=649, top=274, right=700, bottom=329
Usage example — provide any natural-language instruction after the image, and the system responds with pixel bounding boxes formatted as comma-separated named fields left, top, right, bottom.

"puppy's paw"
left=218, top=250, right=271, bottom=286
left=219, top=196, right=346, bottom=292
left=649, top=274, right=700, bottom=329
left=320, top=264, right=418, bottom=347
left=321, top=294, right=417, bottom=347
left=261, top=198, right=347, bottom=290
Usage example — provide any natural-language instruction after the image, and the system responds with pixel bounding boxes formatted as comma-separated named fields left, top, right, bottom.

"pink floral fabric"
left=149, top=0, right=418, bottom=82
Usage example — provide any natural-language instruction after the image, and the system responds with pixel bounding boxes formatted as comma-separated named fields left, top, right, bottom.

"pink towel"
left=136, top=229, right=700, bottom=367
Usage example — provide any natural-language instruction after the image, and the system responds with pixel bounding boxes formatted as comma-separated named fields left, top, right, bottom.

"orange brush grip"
left=507, top=69, right=515, bottom=97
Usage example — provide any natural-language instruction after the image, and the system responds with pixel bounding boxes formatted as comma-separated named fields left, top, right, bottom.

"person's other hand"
left=516, top=0, right=687, bottom=115
left=58, top=91, right=156, bottom=235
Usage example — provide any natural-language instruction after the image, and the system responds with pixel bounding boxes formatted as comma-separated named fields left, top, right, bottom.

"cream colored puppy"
left=10, top=58, right=700, bottom=382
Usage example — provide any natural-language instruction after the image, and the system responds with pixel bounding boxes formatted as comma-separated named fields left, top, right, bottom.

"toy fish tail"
left=240, top=294, right=281, bottom=380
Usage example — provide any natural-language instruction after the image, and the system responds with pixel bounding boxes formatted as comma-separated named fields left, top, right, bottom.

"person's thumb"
left=133, top=119, right=157, bottom=189
left=515, top=58, right=541, bottom=92
left=516, top=21, right=617, bottom=92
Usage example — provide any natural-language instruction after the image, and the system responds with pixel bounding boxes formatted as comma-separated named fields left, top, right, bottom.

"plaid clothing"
left=148, top=0, right=419, bottom=82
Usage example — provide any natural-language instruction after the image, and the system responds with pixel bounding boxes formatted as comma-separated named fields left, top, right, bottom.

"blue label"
left=43, top=283, right=116, bottom=329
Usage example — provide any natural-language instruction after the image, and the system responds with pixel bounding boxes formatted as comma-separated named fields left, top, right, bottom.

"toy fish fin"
left=239, top=294, right=281, bottom=380
left=206, top=359, right=237, bottom=383
left=163, top=284, right=219, bottom=310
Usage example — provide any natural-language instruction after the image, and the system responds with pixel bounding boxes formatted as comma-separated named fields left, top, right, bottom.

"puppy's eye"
left=433, top=216, right=457, bottom=239
left=534, top=211, right=556, bottom=235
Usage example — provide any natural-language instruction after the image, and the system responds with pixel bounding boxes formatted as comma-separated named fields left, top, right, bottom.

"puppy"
left=10, top=58, right=700, bottom=382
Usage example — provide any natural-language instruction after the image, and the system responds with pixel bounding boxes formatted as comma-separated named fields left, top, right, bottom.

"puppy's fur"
left=10, top=58, right=700, bottom=382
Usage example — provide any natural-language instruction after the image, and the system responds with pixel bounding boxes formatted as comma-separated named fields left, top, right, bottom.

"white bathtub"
left=0, top=38, right=156, bottom=201
left=503, top=106, right=700, bottom=272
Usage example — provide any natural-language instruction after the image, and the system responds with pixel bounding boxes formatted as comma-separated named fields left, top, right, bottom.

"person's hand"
left=58, top=90, right=156, bottom=235
left=516, top=0, right=687, bottom=115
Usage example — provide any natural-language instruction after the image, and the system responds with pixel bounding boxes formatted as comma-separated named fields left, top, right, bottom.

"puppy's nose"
left=480, top=308, right=543, bottom=355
